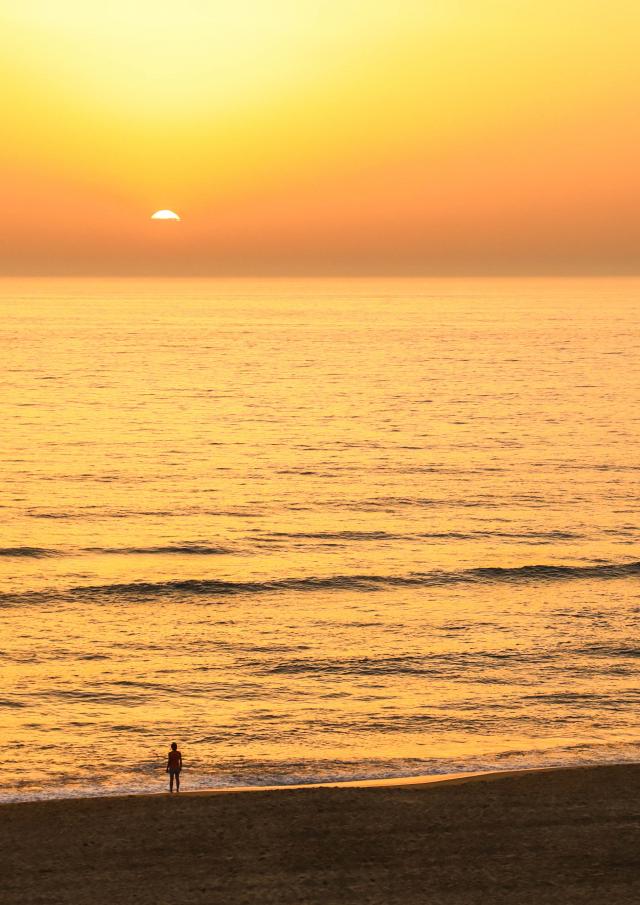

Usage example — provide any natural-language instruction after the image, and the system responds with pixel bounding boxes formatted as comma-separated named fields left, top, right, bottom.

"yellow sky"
left=1, top=1, right=639, bottom=274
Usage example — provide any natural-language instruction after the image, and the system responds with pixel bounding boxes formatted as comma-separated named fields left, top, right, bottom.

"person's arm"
left=166, top=754, right=170, bottom=773
left=179, top=753, right=183, bottom=769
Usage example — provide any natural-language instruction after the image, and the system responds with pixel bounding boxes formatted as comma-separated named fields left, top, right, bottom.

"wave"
left=27, top=509, right=190, bottom=520
left=4, top=558, right=640, bottom=604
left=255, top=529, right=581, bottom=542
left=0, top=533, right=580, bottom=564
left=92, top=544, right=234, bottom=555
left=261, top=530, right=401, bottom=541
left=0, top=546, right=58, bottom=558
left=0, top=543, right=235, bottom=559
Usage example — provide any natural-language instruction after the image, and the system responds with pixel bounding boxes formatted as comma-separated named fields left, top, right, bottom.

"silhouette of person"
left=166, top=742, right=182, bottom=792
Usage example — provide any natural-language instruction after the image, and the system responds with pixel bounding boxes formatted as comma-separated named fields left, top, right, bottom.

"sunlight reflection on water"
left=2, top=277, right=640, bottom=799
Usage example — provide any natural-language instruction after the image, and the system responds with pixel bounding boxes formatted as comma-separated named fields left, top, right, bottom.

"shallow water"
left=2, top=277, right=640, bottom=801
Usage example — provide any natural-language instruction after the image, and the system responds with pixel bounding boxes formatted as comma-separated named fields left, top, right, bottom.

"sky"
left=1, top=1, right=639, bottom=275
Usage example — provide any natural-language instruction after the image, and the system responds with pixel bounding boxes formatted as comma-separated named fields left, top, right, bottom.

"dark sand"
left=3, top=764, right=640, bottom=904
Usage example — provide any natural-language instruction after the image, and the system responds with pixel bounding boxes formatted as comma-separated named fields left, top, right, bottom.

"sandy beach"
left=3, top=763, right=640, bottom=904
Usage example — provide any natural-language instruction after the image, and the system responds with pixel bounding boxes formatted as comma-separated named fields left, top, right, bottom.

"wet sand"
left=3, top=764, right=640, bottom=904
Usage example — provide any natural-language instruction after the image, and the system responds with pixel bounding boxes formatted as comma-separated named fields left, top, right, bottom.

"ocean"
left=2, top=276, right=639, bottom=801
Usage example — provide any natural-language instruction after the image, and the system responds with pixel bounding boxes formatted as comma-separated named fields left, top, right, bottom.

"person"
left=166, top=742, right=182, bottom=792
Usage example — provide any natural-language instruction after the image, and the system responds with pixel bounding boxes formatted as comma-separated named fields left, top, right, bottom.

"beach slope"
left=3, top=764, right=640, bottom=904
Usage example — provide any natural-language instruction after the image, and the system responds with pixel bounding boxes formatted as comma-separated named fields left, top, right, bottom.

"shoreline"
left=1, top=763, right=592, bottom=807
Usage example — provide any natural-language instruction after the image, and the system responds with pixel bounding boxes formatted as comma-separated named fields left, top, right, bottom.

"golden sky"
left=1, top=1, right=639, bottom=275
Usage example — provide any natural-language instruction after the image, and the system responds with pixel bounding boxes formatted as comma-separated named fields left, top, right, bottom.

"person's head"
left=171, top=742, right=178, bottom=751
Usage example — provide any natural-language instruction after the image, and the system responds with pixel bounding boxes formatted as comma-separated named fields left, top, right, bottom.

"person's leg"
left=176, top=770, right=180, bottom=792
left=169, top=771, right=174, bottom=792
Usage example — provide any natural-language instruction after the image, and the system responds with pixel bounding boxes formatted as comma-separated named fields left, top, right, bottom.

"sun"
left=150, top=209, right=181, bottom=220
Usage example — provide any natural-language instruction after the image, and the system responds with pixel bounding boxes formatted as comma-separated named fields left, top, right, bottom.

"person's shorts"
left=169, top=768, right=181, bottom=776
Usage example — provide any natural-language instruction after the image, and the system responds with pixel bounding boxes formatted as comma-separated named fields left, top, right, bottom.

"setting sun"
left=150, top=210, right=181, bottom=221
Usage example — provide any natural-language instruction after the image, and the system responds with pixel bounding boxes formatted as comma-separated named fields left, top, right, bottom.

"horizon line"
left=1, top=272, right=639, bottom=280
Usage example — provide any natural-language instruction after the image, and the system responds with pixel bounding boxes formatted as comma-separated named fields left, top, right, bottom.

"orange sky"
left=1, top=1, right=639, bottom=275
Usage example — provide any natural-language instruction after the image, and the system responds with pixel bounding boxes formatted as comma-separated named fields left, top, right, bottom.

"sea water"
left=2, top=276, right=639, bottom=801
